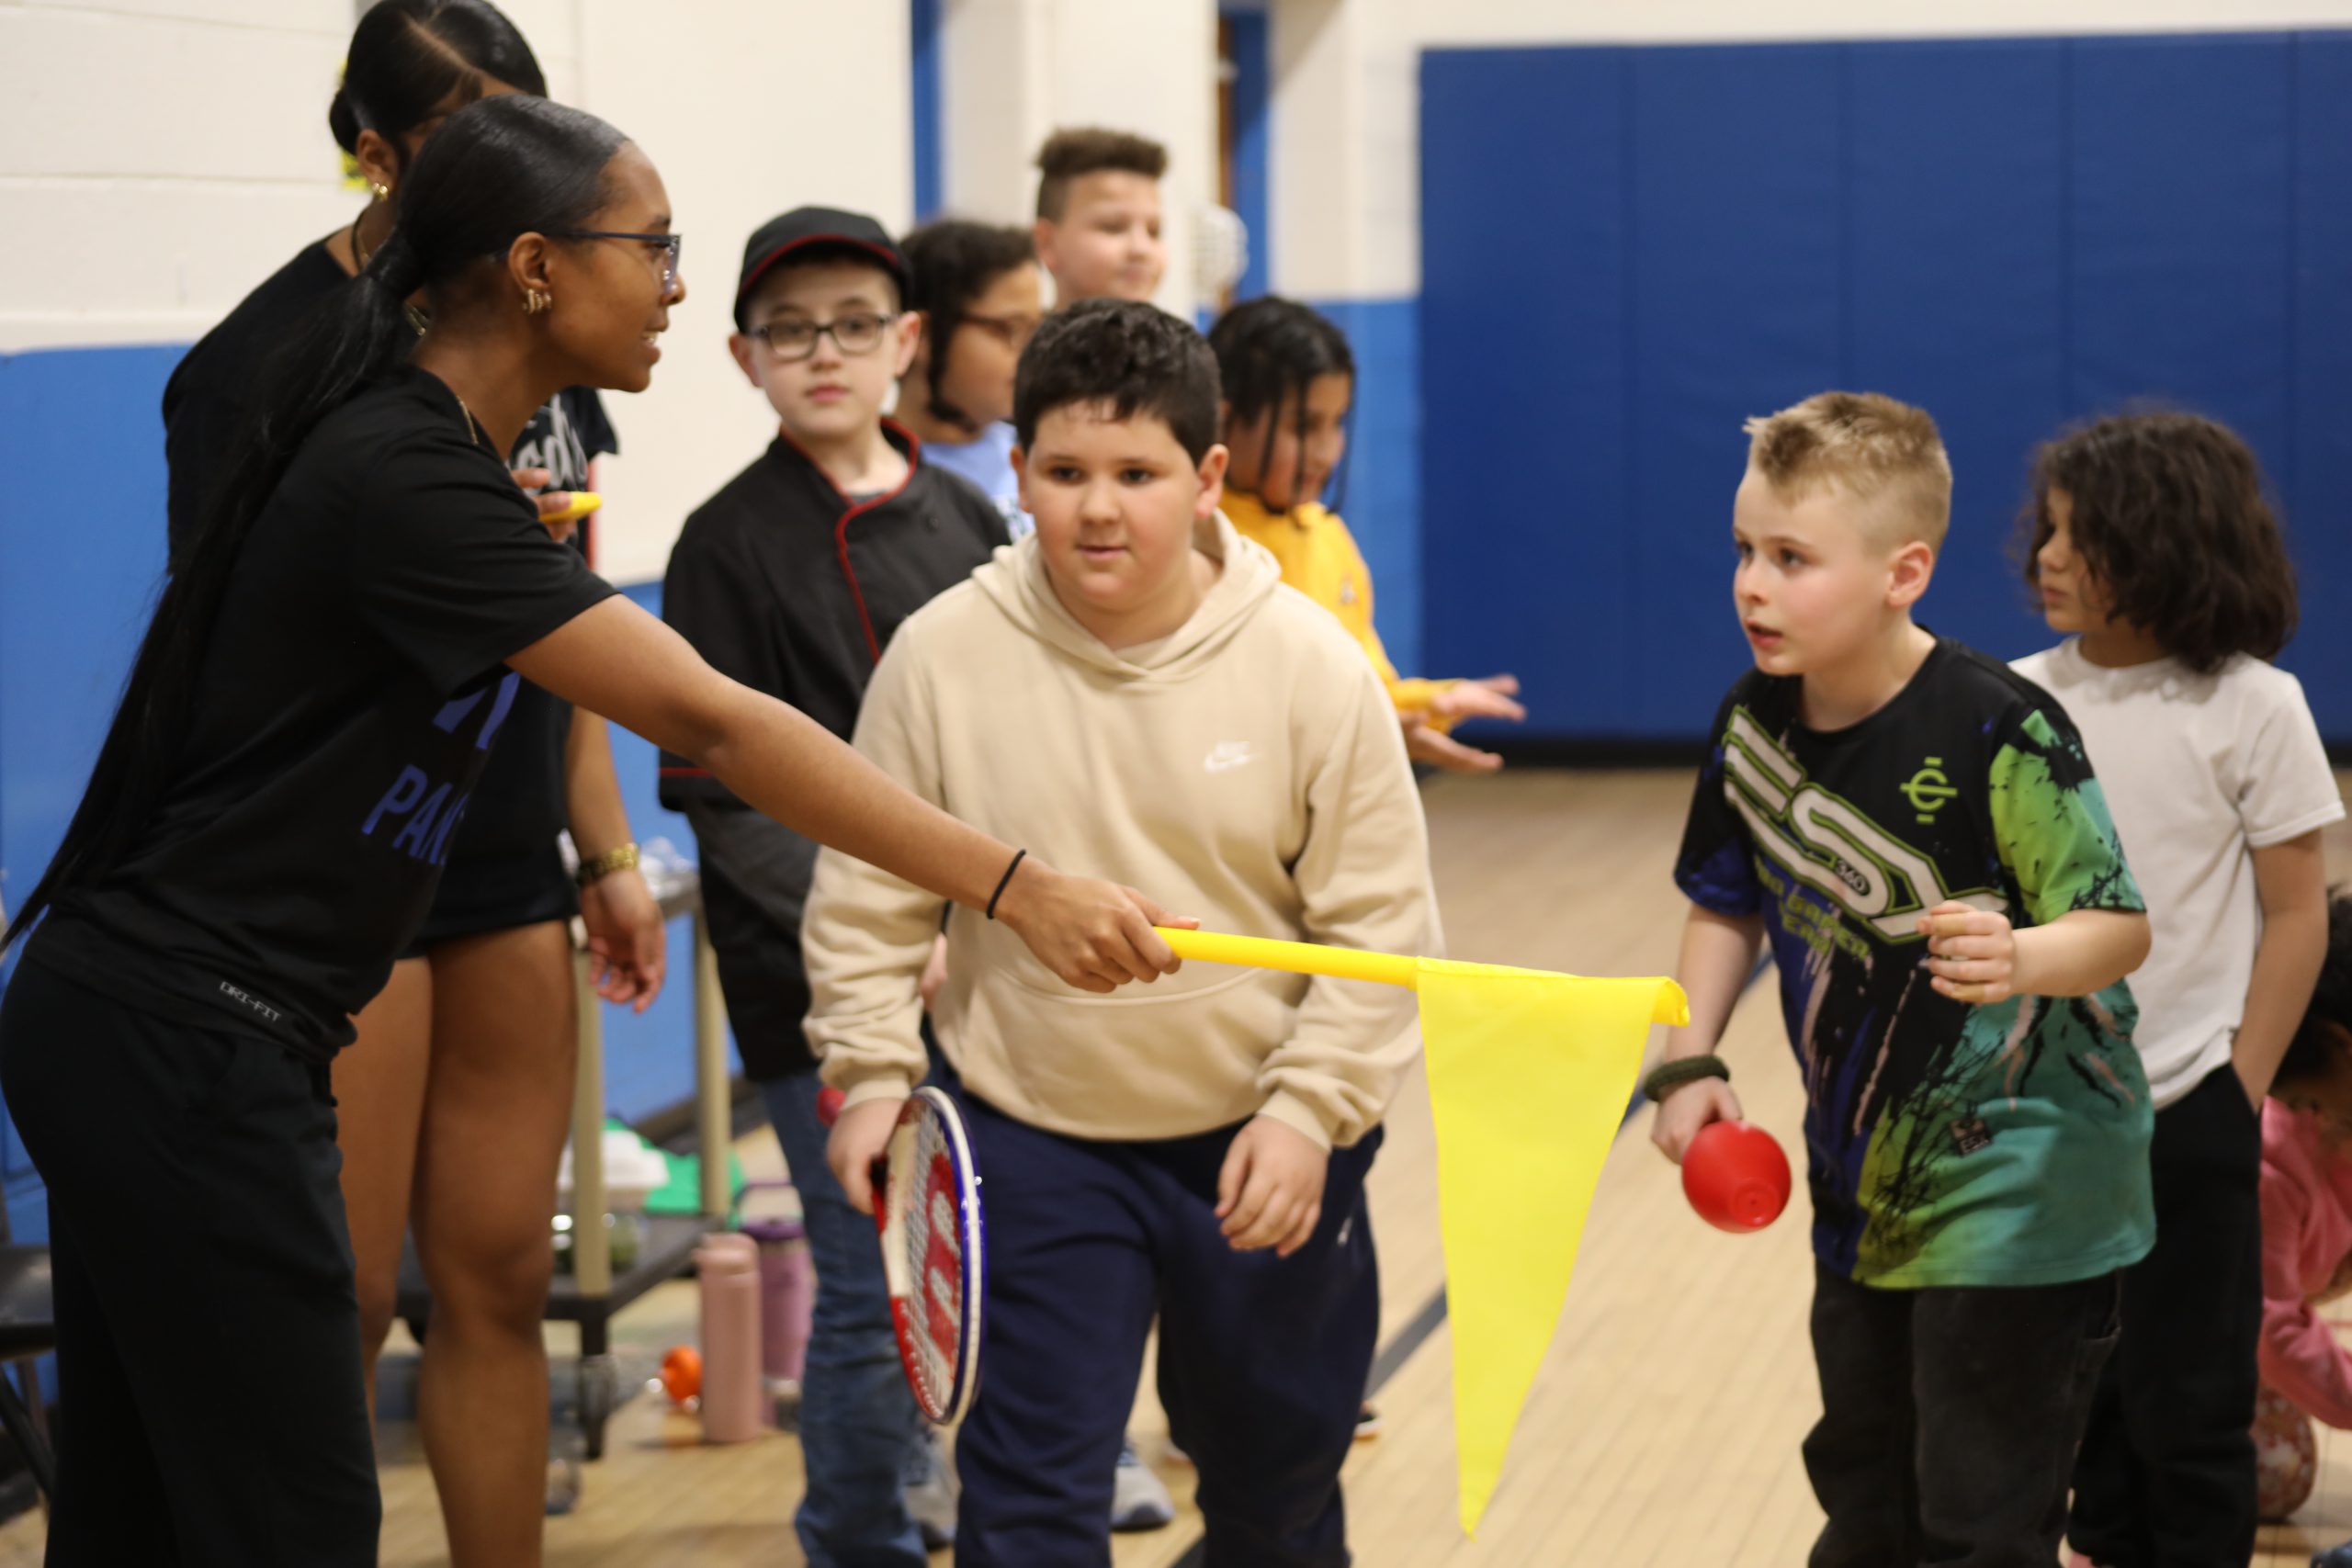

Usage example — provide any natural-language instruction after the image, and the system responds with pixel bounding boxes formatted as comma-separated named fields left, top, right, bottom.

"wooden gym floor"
left=0, top=768, right=2346, bottom=1565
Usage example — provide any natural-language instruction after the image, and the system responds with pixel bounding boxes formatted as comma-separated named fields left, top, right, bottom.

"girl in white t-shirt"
left=2014, top=412, right=2345, bottom=1568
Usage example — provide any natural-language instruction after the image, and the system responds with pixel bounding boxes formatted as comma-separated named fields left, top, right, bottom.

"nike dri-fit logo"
left=1204, top=741, right=1257, bottom=773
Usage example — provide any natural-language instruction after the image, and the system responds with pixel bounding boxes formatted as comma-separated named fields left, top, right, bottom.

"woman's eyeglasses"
left=546, top=230, right=684, bottom=295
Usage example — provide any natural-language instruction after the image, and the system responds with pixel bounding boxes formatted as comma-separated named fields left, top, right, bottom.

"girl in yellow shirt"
left=1208, top=297, right=1526, bottom=772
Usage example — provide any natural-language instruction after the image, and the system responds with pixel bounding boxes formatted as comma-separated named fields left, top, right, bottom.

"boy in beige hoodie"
left=804, top=299, right=1437, bottom=1566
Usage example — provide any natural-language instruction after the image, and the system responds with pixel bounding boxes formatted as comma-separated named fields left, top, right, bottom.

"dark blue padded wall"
left=2292, top=34, right=2352, bottom=673
left=1847, top=40, right=2067, bottom=666
left=1420, top=50, right=1634, bottom=728
left=1421, top=32, right=2352, bottom=741
left=1628, top=46, right=1845, bottom=727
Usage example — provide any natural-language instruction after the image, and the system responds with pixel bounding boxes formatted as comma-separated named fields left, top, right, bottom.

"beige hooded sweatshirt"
left=802, top=513, right=1438, bottom=1151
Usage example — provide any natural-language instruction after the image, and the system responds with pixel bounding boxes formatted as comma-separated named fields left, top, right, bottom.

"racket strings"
left=899, top=1111, right=962, bottom=1412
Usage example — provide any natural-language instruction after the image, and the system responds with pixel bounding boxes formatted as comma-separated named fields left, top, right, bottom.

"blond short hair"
left=1743, top=391, right=1952, bottom=549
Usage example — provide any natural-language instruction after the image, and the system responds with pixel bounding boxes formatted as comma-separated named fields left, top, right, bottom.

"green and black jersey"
left=1676, top=637, right=2154, bottom=1287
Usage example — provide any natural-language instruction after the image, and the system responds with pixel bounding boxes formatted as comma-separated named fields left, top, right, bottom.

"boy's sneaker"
left=1354, top=1403, right=1383, bottom=1441
left=1111, top=1440, right=1177, bottom=1532
left=2312, top=1545, right=2352, bottom=1568
left=905, top=1430, right=957, bottom=1551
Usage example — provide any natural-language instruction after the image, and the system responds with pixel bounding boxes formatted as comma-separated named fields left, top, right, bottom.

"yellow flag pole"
left=1159, top=928, right=1419, bottom=989
left=1157, top=928, right=1688, bottom=1025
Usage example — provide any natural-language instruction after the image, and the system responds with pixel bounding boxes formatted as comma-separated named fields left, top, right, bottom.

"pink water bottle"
left=695, top=1233, right=764, bottom=1443
left=740, top=1181, right=813, bottom=1391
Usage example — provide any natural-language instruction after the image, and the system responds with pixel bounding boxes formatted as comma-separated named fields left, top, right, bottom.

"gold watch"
left=575, top=842, right=640, bottom=887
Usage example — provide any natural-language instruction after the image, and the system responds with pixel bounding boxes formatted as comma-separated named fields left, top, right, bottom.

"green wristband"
left=1642, top=1054, right=1730, bottom=1103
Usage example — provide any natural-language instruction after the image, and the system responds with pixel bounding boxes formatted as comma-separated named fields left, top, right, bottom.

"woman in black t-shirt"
left=0, top=96, right=1182, bottom=1568
left=157, top=6, right=667, bottom=1560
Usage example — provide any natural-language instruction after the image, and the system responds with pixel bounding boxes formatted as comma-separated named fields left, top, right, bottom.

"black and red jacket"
left=660, top=422, right=1007, bottom=1077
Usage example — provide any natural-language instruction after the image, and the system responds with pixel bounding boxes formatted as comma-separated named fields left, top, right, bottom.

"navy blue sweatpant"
left=949, top=1089, right=1382, bottom=1568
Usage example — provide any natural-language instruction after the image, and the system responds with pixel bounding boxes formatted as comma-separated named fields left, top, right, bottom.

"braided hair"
left=1206, top=296, right=1354, bottom=509
left=902, top=220, right=1035, bottom=429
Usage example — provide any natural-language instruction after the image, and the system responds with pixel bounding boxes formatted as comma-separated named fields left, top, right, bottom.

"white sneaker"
left=1111, top=1438, right=1176, bottom=1532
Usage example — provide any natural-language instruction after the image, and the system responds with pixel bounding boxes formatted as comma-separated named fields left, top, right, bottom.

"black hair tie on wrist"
left=986, top=849, right=1027, bottom=921
left=1642, top=1054, right=1731, bottom=1102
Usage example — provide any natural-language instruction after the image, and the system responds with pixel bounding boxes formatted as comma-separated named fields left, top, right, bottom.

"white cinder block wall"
left=571, top=0, right=910, bottom=583
left=935, top=0, right=1217, bottom=321
left=0, top=0, right=908, bottom=585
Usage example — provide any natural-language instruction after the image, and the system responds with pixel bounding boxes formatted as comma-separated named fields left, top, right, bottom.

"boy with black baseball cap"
left=660, top=205, right=1007, bottom=1564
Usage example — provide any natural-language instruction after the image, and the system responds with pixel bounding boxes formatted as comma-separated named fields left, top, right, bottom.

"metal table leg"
left=569, top=947, right=616, bottom=1460
left=695, top=909, right=730, bottom=1218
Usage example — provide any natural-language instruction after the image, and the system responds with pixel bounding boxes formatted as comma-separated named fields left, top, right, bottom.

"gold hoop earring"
left=524, top=288, right=552, bottom=315
left=368, top=180, right=390, bottom=202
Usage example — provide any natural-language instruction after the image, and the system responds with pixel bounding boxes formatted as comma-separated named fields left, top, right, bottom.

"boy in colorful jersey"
left=1647, top=390, right=2154, bottom=1567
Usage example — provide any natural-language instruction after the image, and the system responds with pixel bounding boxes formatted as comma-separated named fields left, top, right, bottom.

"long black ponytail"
left=331, top=0, right=547, bottom=161
left=1205, top=296, right=1356, bottom=512
left=6, top=95, right=627, bottom=952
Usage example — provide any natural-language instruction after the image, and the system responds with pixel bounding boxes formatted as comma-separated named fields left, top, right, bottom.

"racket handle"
left=1158, top=929, right=1419, bottom=989
left=813, top=1087, right=890, bottom=1224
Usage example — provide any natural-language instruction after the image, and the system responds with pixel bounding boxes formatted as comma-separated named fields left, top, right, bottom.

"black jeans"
left=1805, top=1263, right=2121, bottom=1568
left=2068, top=1064, right=2262, bottom=1568
left=0, top=958, right=379, bottom=1566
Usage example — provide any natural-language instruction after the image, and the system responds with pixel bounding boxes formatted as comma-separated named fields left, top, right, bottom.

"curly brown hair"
left=2018, top=412, right=2298, bottom=674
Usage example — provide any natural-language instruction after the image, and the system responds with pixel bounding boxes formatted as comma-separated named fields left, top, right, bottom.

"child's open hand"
left=1216, top=1116, right=1329, bottom=1257
left=1403, top=715, right=1504, bottom=773
left=828, top=1097, right=904, bottom=1215
left=1430, top=674, right=1528, bottom=727
left=1920, top=901, right=2018, bottom=1004
left=1651, top=1076, right=1742, bottom=1164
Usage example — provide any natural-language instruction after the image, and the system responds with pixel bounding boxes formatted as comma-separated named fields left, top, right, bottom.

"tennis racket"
left=817, top=1085, right=987, bottom=1425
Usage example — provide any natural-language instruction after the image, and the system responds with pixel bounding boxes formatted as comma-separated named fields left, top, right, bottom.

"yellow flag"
left=1417, top=959, right=1683, bottom=1536
left=1156, top=931, right=1686, bottom=1537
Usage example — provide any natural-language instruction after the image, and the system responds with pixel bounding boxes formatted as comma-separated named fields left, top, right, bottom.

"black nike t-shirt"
left=163, top=240, right=618, bottom=936
left=33, top=366, right=616, bottom=1055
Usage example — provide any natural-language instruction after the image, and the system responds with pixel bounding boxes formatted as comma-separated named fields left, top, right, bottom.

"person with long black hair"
left=161, top=5, right=665, bottom=1560
left=894, top=219, right=1042, bottom=535
left=1, top=93, right=1182, bottom=1567
left=1209, top=296, right=1528, bottom=774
